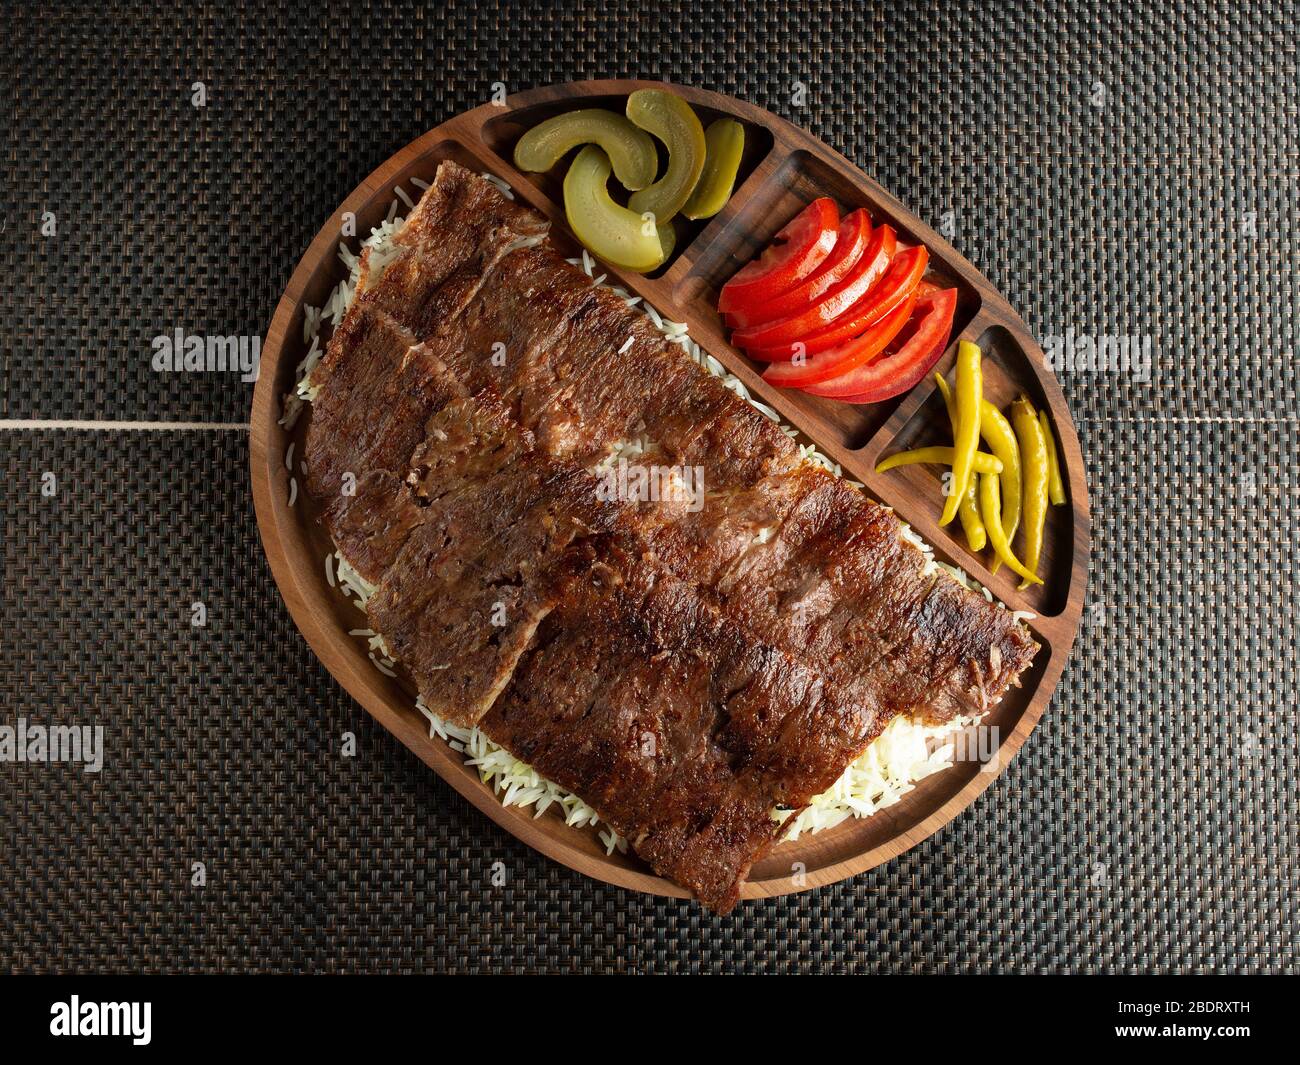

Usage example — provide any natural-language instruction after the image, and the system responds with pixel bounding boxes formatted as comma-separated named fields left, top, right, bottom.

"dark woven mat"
left=2, top=1, right=1297, bottom=973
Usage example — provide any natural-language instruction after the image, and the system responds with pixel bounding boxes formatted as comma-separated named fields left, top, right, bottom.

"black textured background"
left=1, top=1, right=1297, bottom=973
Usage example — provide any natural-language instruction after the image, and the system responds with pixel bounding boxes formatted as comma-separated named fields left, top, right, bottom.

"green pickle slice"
left=682, top=118, right=744, bottom=219
left=653, top=219, right=676, bottom=269
left=563, top=145, right=665, bottom=272
left=625, top=90, right=706, bottom=224
left=513, top=109, right=658, bottom=191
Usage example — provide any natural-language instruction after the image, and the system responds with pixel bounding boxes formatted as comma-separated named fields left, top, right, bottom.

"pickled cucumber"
left=682, top=118, right=744, bottom=220
left=653, top=219, right=676, bottom=269
left=626, top=90, right=706, bottom=224
left=563, top=145, right=665, bottom=272
left=513, top=109, right=658, bottom=191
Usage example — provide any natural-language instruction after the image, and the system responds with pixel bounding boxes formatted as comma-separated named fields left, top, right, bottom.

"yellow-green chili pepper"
left=1011, top=396, right=1049, bottom=589
left=1041, top=409, right=1067, bottom=505
left=935, top=373, right=987, bottom=552
left=979, top=472, right=1043, bottom=585
left=876, top=447, right=1003, bottom=475
left=979, top=400, right=1020, bottom=576
left=940, top=340, right=983, bottom=527
left=960, top=483, right=987, bottom=551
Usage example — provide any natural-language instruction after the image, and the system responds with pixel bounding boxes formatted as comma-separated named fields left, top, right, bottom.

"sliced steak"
left=479, top=545, right=817, bottom=912
left=305, top=162, right=551, bottom=580
left=304, top=310, right=471, bottom=581
left=714, top=471, right=1037, bottom=725
left=398, top=242, right=803, bottom=482
left=394, top=160, right=547, bottom=269
left=480, top=539, right=938, bottom=912
left=364, top=392, right=615, bottom=727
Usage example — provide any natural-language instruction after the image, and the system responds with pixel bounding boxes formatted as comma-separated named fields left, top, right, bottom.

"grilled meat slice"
left=304, top=161, right=551, bottom=580
left=387, top=238, right=802, bottom=480
left=714, top=471, right=1036, bottom=724
left=305, top=309, right=455, bottom=496
left=393, top=160, right=547, bottom=268
left=364, top=392, right=614, bottom=726
left=304, top=310, right=470, bottom=581
left=354, top=162, right=547, bottom=339
left=357, top=159, right=548, bottom=316
left=479, top=545, right=827, bottom=912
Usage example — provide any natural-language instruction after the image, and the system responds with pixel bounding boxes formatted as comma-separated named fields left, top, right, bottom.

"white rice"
left=415, top=694, right=627, bottom=854
left=779, top=713, right=982, bottom=839
left=480, top=173, right=515, bottom=200
left=332, top=549, right=378, bottom=611
left=504, top=232, right=547, bottom=254
left=284, top=171, right=1034, bottom=853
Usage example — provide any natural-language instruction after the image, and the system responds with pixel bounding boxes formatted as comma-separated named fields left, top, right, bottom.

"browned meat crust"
left=406, top=242, right=802, bottom=479
left=303, top=161, right=1039, bottom=913
left=366, top=391, right=612, bottom=724
left=482, top=544, right=833, bottom=912
left=303, top=312, right=468, bottom=581
left=303, top=161, right=548, bottom=580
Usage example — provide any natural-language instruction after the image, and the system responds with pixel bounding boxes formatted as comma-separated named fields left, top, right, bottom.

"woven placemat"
left=1, top=1, right=1296, bottom=973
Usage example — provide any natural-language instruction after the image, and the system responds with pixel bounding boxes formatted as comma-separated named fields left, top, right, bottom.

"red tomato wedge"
left=761, top=289, right=918, bottom=388
left=725, top=209, right=873, bottom=328
left=716, top=198, right=839, bottom=316
left=742, top=240, right=924, bottom=361
left=731, top=225, right=901, bottom=350
left=804, top=288, right=957, bottom=402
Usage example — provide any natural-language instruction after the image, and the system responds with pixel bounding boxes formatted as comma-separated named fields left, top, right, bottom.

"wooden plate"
left=251, top=80, right=1090, bottom=904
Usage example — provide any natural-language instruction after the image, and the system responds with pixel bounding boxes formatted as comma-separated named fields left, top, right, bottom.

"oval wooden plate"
left=251, top=80, right=1090, bottom=905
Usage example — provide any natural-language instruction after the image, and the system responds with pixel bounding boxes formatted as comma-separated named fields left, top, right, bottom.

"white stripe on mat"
left=0, top=420, right=250, bottom=431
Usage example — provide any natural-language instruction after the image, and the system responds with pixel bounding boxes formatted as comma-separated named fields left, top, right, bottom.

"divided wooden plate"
left=251, top=80, right=1090, bottom=904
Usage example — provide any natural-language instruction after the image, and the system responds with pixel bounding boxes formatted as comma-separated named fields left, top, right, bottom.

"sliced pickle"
left=682, top=118, right=744, bottom=220
left=653, top=219, right=676, bottom=269
left=513, top=108, right=658, bottom=190
left=564, top=145, right=665, bottom=272
left=626, top=90, right=707, bottom=224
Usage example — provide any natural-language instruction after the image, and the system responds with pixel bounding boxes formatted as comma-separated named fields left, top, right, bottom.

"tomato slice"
left=744, top=240, right=924, bottom=360
left=730, top=225, right=901, bottom=350
left=725, top=209, right=873, bottom=328
left=761, top=290, right=918, bottom=388
left=716, top=198, right=839, bottom=315
left=803, top=288, right=957, bottom=402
